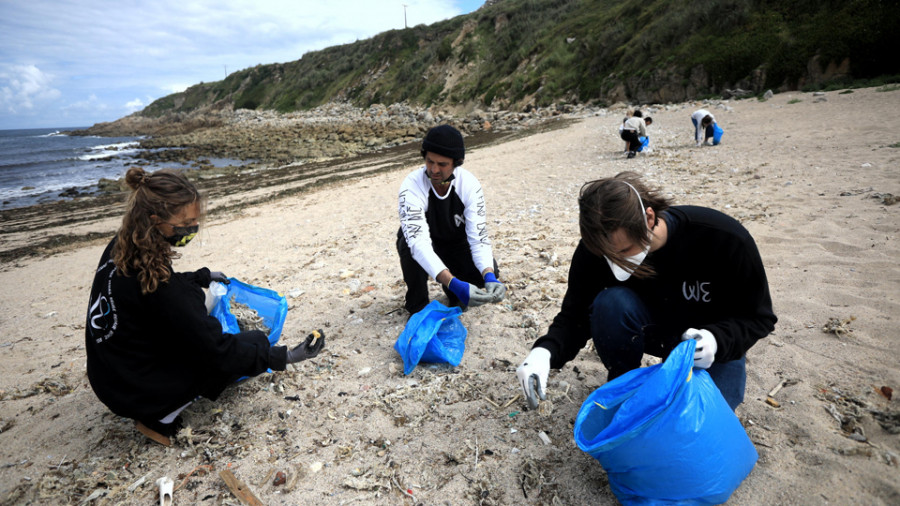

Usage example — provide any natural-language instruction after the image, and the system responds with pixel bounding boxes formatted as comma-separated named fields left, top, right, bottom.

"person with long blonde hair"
left=85, top=167, right=323, bottom=445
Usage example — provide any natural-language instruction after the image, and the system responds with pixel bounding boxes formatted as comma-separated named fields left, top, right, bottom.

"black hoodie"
left=533, top=205, right=777, bottom=369
left=85, top=238, right=287, bottom=422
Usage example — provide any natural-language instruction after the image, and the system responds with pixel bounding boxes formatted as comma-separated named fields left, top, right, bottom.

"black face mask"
left=164, top=225, right=199, bottom=247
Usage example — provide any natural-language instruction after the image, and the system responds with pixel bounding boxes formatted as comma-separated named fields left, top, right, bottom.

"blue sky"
left=0, top=1, right=485, bottom=130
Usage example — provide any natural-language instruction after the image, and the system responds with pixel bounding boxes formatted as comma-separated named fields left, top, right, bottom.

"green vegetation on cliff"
left=141, top=0, right=899, bottom=117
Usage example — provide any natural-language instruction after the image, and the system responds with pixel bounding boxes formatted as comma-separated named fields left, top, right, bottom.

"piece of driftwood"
left=219, top=469, right=263, bottom=506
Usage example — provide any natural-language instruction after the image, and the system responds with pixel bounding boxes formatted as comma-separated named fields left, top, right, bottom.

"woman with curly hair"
left=85, top=167, right=323, bottom=445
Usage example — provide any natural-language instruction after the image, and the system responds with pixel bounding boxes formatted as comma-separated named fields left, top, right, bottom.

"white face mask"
left=604, top=182, right=650, bottom=281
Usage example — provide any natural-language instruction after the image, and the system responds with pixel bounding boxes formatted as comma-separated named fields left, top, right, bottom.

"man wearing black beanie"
left=396, top=124, right=506, bottom=314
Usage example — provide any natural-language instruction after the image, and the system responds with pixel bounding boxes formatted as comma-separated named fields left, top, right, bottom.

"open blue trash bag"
left=636, top=136, right=650, bottom=152
left=712, top=124, right=724, bottom=145
left=210, top=278, right=288, bottom=346
left=394, top=300, right=467, bottom=375
left=573, top=339, right=757, bottom=505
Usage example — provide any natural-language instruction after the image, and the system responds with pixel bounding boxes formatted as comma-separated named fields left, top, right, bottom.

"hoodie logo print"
left=682, top=281, right=711, bottom=302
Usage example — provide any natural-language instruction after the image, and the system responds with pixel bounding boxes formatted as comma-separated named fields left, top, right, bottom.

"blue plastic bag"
left=573, top=340, right=757, bottom=505
left=394, top=300, right=468, bottom=375
left=712, top=124, right=724, bottom=145
left=210, top=278, right=288, bottom=345
left=636, top=136, right=649, bottom=152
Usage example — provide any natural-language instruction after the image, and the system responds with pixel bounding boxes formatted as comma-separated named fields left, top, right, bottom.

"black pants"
left=620, top=129, right=641, bottom=152
left=396, top=228, right=498, bottom=313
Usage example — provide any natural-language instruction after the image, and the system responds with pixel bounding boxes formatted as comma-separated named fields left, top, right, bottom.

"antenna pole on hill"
left=403, top=4, right=408, bottom=28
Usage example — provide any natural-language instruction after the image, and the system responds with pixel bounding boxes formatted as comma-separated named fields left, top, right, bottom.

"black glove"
left=286, top=330, right=325, bottom=363
left=210, top=271, right=230, bottom=284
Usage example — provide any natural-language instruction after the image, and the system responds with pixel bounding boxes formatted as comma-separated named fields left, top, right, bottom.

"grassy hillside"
left=141, top=0, right=900, bottom=117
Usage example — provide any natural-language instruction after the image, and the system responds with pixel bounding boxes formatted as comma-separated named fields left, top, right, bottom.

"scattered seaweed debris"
left=822, top=316, right=856, bottom=337
left=230, top=296, right=270, bottom=334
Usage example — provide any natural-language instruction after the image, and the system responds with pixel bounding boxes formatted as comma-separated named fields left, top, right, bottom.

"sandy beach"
left=0, top=87, right=898, bottom=505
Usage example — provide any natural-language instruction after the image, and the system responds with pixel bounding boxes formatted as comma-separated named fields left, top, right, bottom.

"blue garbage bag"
left=210, top=278, right=288, bottom=345
left=636, top=136, right=650, bottom=152
left=394, top=300, right=468, bottom=375
left=573, top=340, right=757, bottom=505
left=712, top=124, right=724, bottom=145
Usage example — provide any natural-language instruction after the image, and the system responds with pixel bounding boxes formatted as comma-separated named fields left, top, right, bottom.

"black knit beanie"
left=421, top=125, right=465, bottom=163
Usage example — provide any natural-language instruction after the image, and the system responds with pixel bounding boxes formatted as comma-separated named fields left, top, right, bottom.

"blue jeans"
left=590, top=286, right=747, bottom=410
left=692, top=118, right=714, bottom=143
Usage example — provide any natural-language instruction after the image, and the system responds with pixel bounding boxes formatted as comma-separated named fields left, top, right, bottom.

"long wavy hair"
left=112, top=167, right=202, bottom=294
left=578, top=171, right=672, bottom=279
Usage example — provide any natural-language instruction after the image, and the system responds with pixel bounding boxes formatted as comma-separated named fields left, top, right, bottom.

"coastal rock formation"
left=72, top=101, right=614, bottom=170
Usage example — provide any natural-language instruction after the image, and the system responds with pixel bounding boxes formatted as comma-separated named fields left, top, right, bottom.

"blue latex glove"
left=448, top=277, right=493, bottom=307
left=483, top=272, right=507, bottom=302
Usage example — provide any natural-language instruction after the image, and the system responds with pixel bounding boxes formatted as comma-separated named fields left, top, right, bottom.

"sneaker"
left=627, top=151, right=636, bottom=159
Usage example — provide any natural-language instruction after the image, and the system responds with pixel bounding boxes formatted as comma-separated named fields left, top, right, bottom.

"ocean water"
left=0, top=127, right=245, bottom=211
left=0, top=127, right=146, bottom=210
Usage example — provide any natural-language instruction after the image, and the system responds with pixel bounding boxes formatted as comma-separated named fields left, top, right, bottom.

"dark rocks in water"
left=97, top=178, right=125, bottom=193
left=58, top=187, right=84, bottom=198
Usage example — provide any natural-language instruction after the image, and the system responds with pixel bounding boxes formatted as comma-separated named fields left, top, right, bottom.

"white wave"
left=1, top=175, right=103, bottom=200
left=78, top=141, right=140, bottom=161
left=92, top=141, right=139, bottom=151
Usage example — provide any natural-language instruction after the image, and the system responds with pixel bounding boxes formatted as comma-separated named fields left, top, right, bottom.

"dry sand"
left=0, top=87, right=898, bottom=505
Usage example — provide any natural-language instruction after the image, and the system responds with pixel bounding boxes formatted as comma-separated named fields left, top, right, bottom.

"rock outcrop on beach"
left=72, top=101, right=597, bottom=169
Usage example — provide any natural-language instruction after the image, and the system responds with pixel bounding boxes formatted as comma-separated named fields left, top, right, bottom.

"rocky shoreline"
left=4, top=97, right=746, bottom=264
left=56, top=102, right=601, bottom=197
left=77, top=101, right=603, bottom=167
left=4, top=101, right=593, bottom=264
left=70, top=98, right=734, bottom=194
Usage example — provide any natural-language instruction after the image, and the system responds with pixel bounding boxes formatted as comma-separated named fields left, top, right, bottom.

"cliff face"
left=125, top=0, right=900, bottom=123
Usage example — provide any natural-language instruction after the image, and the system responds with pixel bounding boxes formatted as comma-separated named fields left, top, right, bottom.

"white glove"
left=681, top=328, right=717, bottom=369
left=516, top=347, right=551, bottom=410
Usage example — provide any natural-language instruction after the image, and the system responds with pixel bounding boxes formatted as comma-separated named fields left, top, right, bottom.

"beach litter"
left=219, top=469, right=263, bottom=505
left=822, top=315, right=855, bottom=337
left=155, top=476, right=173, bottom=506
left=765, top=378, right=799, bottom=408
left=231, top=297, right=270, bottom=334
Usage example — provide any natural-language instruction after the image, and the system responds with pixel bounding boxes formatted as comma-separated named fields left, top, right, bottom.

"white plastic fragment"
left=538, top=431, right=552, bottom=445
left=155, top=477, right=174, bottom=506
left=127, top=472, right=151, bottom=492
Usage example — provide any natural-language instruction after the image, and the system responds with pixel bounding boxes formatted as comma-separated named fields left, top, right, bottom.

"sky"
left=0, top=0, right=485, bottom=130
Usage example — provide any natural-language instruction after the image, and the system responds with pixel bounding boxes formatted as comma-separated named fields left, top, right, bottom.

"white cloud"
left=0, top=64, right=61, bottom=112
left=125, top=98, right=146, bottom=112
